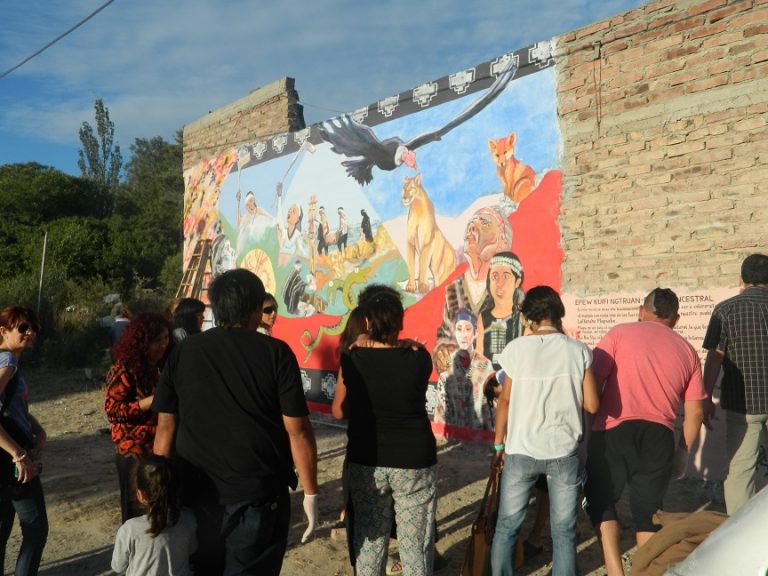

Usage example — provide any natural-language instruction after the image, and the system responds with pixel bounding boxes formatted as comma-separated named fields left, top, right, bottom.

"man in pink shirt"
left=584, top=288, right=706, bottom=576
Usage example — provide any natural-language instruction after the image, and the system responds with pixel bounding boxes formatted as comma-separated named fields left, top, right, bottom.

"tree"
left=78, top=98, right=123, bottom=191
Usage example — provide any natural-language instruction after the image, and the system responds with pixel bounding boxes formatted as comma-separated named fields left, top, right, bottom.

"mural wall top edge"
left=231, top=40, right=556, bottom=172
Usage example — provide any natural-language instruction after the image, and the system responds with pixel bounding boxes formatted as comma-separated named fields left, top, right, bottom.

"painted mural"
left=182, top=41, right=563, bottom=440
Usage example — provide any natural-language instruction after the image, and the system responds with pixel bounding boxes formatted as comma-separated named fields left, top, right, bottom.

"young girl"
left=111, top=454, right=197, bottom=576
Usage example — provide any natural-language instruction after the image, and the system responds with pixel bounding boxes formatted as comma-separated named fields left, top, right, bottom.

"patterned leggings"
left=347, top=463, right=437, bottom=576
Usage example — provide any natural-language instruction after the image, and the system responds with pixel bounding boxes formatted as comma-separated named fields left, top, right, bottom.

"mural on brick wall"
left=182, top=42, right=563, bottom=440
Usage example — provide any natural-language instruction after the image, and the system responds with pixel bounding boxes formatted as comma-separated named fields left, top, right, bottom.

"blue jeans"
left=0, top=478, right=48, bottom=576
left=491, top=453, right=582, bottom=576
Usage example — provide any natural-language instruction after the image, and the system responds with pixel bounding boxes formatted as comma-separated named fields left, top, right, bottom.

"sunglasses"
left=16, top=322, right=36, bottom=335
left=263, top=306, right=278, bottom=315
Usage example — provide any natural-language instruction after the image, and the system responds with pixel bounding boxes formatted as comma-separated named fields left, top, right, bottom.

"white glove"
left=671, top=447, right=689, bottom=480
left=301, top=493, right=318, bottom=543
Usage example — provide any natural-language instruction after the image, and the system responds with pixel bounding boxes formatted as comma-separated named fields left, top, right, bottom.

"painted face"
left=454, top=319, right=476, bottom=351
left=464, top=212, right=501, bottom=263
left=245, top=194, right=256, bottom=215
left=0, top=318, right=37, bottom=351
left=147, top=329, right=169, bottom=366
left=287, top=204, right=300, bottom=226
left=489, top=265, right=519, bottom=303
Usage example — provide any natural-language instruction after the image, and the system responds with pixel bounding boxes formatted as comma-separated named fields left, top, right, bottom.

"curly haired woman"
left=105, top=312, right=170, bottom=522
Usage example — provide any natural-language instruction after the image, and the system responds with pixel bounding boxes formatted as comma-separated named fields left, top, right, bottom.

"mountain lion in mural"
left=402, top=174, right=456, bottom=293
left=488, top=132, right=535, bottom=205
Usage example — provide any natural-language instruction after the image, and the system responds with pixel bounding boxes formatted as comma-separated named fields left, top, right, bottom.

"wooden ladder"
left=176, top=238, right=212, bottom=299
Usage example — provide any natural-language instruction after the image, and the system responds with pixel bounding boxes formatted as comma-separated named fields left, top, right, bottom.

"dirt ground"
left=3, top=368, right=725, bottom=576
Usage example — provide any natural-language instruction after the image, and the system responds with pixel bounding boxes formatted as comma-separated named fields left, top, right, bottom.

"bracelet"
left=12, top=451, right=28, bottom=463
left=493, top=443, right=505, bottom=452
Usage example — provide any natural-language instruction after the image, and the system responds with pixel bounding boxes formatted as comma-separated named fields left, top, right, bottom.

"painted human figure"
left=437, top=309, right=495, bottom=430
left=360, top=209, right=373, bottom=243
left=336, top=207, right=348, bottom=252
left=317, top=206, right=329, bottom=256
left=235, top=190, right=275, bottom=259
left=276, top=184, right=307, bottom=264
left=433, top=205, right=512, bottom=373
left=477, top=251, right=525, bottom=370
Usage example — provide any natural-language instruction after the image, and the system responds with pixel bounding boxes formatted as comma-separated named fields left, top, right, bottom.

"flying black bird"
left=319, top=60, right=518, bottom=185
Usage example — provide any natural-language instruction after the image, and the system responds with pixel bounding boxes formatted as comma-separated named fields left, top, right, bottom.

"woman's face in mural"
left=490, top=265, right=520, bottom=303
left=245, top=193, right=256, bottom=214
left=454, top=319, right=476, bottom=351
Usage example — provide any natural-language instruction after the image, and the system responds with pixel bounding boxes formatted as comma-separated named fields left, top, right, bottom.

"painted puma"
left=488, top=132, right=536, bottom=205
left=402, top=174, right=457, bottom=293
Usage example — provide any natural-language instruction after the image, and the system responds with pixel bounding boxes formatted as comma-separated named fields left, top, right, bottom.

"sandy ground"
left=3, top=368, right=725, bottom=576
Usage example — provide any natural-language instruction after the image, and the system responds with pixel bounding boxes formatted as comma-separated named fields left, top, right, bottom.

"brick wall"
left=557, top=0, right=768, bottom=293
left=182, top=77, right=305, bottom=171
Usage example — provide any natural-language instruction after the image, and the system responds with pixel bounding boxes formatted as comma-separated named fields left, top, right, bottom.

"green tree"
left=78, top=98, right=123, bottom=191
left=107, top=132, right=184, bottom=292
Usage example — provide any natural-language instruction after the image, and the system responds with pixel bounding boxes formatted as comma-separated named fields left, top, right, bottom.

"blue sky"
left=0, top=0, right=647, bottom=176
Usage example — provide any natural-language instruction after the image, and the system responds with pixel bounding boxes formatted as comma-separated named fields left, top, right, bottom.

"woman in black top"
left=332, top=285, right=437, bottom=576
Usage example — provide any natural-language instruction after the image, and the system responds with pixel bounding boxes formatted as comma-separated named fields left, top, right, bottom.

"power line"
left=0, top=0, right=116, bottom=81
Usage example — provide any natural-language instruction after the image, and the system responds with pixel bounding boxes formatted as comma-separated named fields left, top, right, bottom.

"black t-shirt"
left=152, top=327, right=309, bottom=504
left=341, top=347, right=437, bottom=469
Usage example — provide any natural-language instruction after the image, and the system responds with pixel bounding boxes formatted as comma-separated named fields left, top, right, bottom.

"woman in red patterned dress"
left=104, top=312, right=170, bottom=522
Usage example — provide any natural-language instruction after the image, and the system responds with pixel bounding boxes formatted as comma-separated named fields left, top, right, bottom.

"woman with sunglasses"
left=0, top=306, right=48, bottom=576
left=105, top=312, right=171, bottom=522
left=258, top=293, right=278, bottom=336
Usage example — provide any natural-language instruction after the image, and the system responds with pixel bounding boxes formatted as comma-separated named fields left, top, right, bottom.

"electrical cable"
left=0, top=0, right=116, bottom=81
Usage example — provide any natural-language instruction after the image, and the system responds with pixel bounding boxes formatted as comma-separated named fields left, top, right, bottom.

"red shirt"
left=104, top=361, right=158, bottom=456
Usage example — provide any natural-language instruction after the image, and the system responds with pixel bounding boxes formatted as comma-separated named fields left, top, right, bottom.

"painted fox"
left=488, top=132, right=535, bottom=205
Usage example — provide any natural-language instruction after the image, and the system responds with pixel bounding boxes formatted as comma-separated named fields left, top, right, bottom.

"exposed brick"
left=686, top=74, right=729, bottom=93
left=732, top=61, right=768, bottom=82
left=701, top=31, right=744, bottom=49
left=708, top=1, right=753, bottom=24
left=667, top=140, right=706, bottom=157
left=744, top=23, right=768, bottom=37
left=729, top=6, right=768, bottom=28
left=688, top=0, right=728, bottom=18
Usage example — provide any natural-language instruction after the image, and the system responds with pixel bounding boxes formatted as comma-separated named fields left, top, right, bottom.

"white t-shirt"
left=111, top=507, right=197, bottom=576
left=497, top=332, right=592, bottom=460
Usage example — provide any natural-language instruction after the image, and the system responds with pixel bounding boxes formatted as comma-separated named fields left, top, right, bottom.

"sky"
left=0, top=0, right=647, bottom=176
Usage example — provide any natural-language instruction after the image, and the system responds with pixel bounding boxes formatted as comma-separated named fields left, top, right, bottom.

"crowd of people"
left=0, top=252, right=764, bottom=575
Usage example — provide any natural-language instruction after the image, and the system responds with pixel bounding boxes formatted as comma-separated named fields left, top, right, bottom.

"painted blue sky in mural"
left=1, top=0, right=646, bottom=175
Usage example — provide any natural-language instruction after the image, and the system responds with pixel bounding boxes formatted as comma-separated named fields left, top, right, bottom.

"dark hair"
left=643, top=288, right=679, bottom=320
left=112, top=313, right=171, bottom=378
left=135, top=454, right=179, bottom=538
left=263, top=293, right=277, bottom=307
left=742, top=253, right=768, bottom=285
left=358, top=284, right=403, bottom=346
left=173, top=298, right=205, bottom=336
left=340, top=307, right=367, bottom=352
left=485, top=252, right=525, bottom=307
left=0, top=306, right=40, bottom=334
left=208, top=269, right=265, bottom=327
left=520, top=286, right=565, bottom=330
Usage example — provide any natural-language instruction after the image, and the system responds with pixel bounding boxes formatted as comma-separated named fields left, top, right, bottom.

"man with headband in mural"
left=433, top=205, right=512, bottom=373
left=436, top=308, right=496, bottom=431
left=235, top=189, right=276, bottom=259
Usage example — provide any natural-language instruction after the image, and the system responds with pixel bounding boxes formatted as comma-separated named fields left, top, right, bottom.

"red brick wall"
left=557, top=0, right=768, bottom=292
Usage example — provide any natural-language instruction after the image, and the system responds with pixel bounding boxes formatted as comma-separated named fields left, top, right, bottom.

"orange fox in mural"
left=488, top=132, right=535, bottom=205
left=402, top=174, right=457, bottom=294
